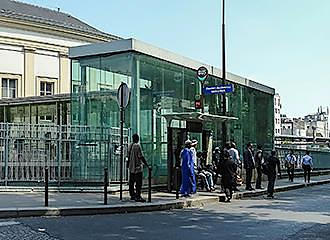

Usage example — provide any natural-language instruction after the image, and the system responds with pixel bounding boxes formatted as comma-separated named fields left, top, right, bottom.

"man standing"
left=243, top=143, right=255, bottom=191
left=228, top=142, right=241, bottom=191
left=254, top=145, right=264, bottom=189
left=285, top=150, right=296, bottom=182
left=302, top=150, right=313, bottom=183
left=127, top=134, right=150, bottom=202
left=180, top=140, right=196, bottom=197
left=190, top=139, right=198, bottom=165
left=265, top=150, right=281, bottom=198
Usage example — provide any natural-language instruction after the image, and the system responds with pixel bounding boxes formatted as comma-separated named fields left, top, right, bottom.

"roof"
left=0, top=93, right=70, bottom=106
left=69, top=38, right=275, bottom=95
left=0, top=0, right=120, bottom=40
left=162, top=112, right=238, bottom=123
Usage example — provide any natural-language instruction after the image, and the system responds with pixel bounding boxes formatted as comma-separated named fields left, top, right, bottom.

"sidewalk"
left=0, top=173, right=329, bottom=219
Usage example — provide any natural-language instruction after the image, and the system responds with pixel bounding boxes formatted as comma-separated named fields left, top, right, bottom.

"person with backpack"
left=219, top=149, right=237, bottom=202
left=264, top=150, right=281, bottom=199
left=302, top=150, right=313, bottom=183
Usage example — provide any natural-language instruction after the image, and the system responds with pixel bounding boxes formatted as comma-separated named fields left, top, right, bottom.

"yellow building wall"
left=24, top=47, right=35, bottom=97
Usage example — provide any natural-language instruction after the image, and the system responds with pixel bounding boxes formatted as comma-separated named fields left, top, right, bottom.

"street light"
left=221, top=0, right=227, bottom=145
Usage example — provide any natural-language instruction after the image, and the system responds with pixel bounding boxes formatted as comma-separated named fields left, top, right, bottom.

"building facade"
left=0, top=0, right=119, bottom=124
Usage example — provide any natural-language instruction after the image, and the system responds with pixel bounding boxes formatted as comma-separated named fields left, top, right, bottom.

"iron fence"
left=0, top=123, right=130, bottom=185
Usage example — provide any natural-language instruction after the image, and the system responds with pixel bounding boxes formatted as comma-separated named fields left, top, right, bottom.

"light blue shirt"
left=302, top=155, right=313, bottom=166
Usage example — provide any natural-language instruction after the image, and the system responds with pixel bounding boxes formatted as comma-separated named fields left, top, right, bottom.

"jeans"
left=129, top=172, right=143, bottom=199
left=198, top=170, right=214, bottom=190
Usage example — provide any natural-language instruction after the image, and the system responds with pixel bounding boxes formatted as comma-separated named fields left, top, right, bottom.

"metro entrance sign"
left=203, top=84, right=234, bottom=95
left=197, top=66, right=208, bottom=81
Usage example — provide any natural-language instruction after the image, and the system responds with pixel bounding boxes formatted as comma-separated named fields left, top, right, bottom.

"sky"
left=20, top=0, right=330, bottom=117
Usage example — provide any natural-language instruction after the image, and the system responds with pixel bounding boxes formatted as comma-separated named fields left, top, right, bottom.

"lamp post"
left=221, top=0, right=227, bottom=145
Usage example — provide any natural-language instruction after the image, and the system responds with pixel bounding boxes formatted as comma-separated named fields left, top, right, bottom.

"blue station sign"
left=203, top=84, right=234, bottom=95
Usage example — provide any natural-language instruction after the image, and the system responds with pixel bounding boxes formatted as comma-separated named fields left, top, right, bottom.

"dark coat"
left=220, top=157, right=237, bottom=187
left=243, top=148, right=255, bottom=169
left=266, top=155, right=281, bottom=177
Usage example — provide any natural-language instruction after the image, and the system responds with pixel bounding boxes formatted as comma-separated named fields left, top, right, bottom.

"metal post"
left=4, top=123, right=9, bottom=186
left=175, top=166, right=179, bottom=199
left=148, top=167, right=152, bottom=203
left=201, top=81, right=205, bottom=113
left=104, top=167, right=108, bottom=205
left=221, top=0, right=227, bottom=145
left=119, top=87, right=124, bottom=201
left=45, top=167, right=49, bottom=207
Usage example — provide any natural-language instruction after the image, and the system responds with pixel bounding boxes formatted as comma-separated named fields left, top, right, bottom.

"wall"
left=0, top=23, right=92, bottom=99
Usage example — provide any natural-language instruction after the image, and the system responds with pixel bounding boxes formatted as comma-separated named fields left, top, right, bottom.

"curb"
left=0, top=179, right=328, bottom=219
left=234, top=178, right=330, bottom=199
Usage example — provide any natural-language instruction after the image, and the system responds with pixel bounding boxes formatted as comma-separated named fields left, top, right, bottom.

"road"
left=1, top=184, right=330, bottom=240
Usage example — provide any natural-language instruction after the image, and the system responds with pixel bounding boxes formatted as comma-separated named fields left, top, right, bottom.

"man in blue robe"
left=180, top=140, right=196, bottom=197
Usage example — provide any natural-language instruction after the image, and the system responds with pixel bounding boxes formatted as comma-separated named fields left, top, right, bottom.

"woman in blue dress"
left=180, top=140, right=196, bottom=197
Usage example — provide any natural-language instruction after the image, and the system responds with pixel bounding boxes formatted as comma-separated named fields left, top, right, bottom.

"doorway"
left=167, top=122, right=213, bottom=191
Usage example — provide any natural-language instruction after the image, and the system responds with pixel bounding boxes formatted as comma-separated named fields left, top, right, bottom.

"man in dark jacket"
left=243, top=142, right=255, bottom=191
left=265, top=150, right=281, bottom=198
left=219, top=150, right=237, bottom=202
left=254, top=145, right=264, bottom=189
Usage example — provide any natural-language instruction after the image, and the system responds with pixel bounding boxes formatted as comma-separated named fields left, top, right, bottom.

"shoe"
left=256, top=187, right=264, bottom=190
left=266, top=195, right=274, bottom=199
left=130, top=195, right=136, bottom=201
left=135, top=197, right=146, bottom=202
left=225, top=198, right=231, bottom=203
left=248, top=188, right=255, bottom=191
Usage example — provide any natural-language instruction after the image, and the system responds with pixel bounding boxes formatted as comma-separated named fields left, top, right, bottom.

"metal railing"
left=0, top=123, right=130, bottom=185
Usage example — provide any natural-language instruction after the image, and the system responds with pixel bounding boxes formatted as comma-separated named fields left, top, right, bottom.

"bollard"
left=175, top=167, right=179, bottom=199
left=45, top=167, right=49, bottom=207
left=148, top=167, right=152, bottom=203
left=104, top=168, right=108, bottom=205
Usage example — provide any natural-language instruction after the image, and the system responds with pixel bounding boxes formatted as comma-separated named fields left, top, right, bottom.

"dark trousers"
left=267, top=174, right=276, bottom=196
left=287, top=167, right=295, bottom=182
left=224, top=184, right=233, bottom=200
left=245, top=168, right=253, bottom=189
left=129, top=172, right=143, bottom=198
left=256, top=167, right=262, bottom=188
left=302, top=164, right=311, bottom=183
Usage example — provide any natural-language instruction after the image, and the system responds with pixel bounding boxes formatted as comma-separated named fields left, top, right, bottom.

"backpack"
left=261, top=161, right=270, bottom=175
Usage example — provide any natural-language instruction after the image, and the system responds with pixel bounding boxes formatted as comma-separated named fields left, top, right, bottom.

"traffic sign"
left=117, top=82, right=130, bottom=108
left=197, top=66, right=208, bottom=81
left=203, top=84, right=234, bottom=95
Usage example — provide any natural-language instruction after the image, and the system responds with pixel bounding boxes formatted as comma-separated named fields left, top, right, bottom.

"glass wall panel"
left=71, top=51, right=274, bottom=183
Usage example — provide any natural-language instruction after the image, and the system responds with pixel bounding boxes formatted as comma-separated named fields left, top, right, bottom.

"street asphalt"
left=0, top=183, right=329, bottom=239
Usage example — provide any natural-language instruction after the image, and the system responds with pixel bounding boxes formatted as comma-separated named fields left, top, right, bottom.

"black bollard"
left=104, top=168, right=108, bottom=205
left=45, top=167, right=49, bottom=207
left=175, top=167, right=179, bottom=199
left=148, top=167, right=152, bottom=203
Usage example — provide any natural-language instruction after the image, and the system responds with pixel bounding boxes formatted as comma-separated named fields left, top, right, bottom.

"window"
left=40, top=115, right=53, bottom=121
left=40, top=82, right=53, bottom=96
left=2, top=78, right=17, bottom=98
